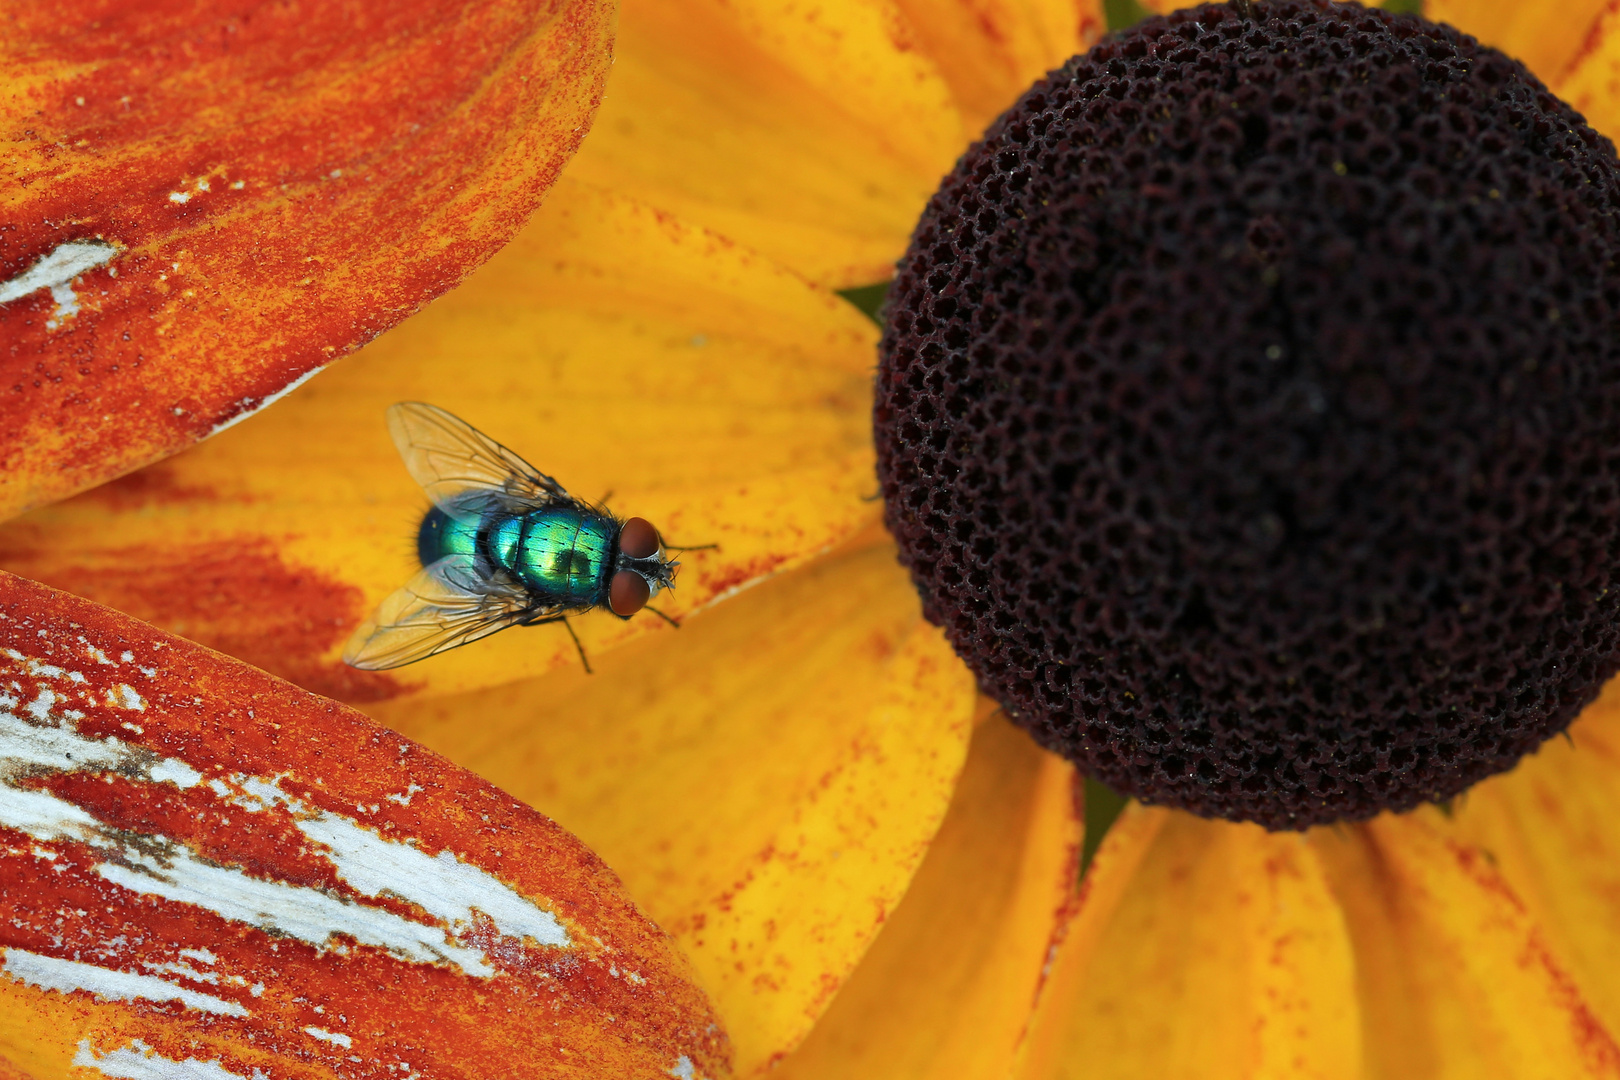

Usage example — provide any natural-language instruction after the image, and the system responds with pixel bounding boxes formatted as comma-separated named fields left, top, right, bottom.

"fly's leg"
left=644, top=605, right=681, bottom=629
left=560, top=618, right=593, bottom=674
left=522, top=613, right=593, bottom=674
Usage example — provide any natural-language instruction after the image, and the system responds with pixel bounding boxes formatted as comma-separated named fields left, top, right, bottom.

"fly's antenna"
left=561, top=618, right=593, bottom=674
left=662, top=542, right=719, bottom=552
left=645, top=605, right=681, bottom=628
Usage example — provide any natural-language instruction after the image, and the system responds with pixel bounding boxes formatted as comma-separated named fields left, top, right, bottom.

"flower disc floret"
left=875, top=0, right=1620, bottom=827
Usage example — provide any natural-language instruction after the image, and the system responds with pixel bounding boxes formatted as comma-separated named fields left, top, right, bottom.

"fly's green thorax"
left=512, top=507, right=615, bottom=600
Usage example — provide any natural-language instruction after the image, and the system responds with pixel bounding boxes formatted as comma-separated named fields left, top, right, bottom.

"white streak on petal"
left=73, top=1041, right=260, bottom=1080
left=49, top=282, right=80, bottom=319
left=147, top=758, right=202, bottom=788
left=0, top=781, right=105, bottom=838
left=297, top=812, right=569, bottom=948
left=25, top=687, right=56, bottom=722
left=0, top=241, right=117, bottom=306
left=303, top=1027, right=352, bottom=1049
left=0, top=704, right=192, bottom=792
left=143, top=960, right=218, bottom=985
left=0, top=663, right=569, bottom=976
left=2, top=949, right=247, bottom=1016
left=0, top=710, right=139, bottom=777
left=94, top=849, right=494, bottom=977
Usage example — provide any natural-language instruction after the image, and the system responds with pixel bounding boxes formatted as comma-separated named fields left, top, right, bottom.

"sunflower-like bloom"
left=5, top=0, right=1620, bottom=1077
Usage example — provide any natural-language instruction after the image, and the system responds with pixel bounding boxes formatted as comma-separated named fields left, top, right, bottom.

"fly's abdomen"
left=514, top=507, right=615, bottom=603
left=417, top=507, right=479, bottom=567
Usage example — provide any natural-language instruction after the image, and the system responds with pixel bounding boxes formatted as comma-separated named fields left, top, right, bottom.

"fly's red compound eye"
left=619, top=516, right=660, bottom=559
left=609, top=570, right=651, bottom=617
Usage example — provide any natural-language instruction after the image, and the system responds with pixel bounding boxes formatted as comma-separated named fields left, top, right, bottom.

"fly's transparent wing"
left=343, top=555, right=572, bottom=670
left=387, top=402, right=570, bottom=521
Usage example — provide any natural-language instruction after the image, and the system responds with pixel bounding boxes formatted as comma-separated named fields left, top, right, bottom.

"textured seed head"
left=874, top=0, right=1620, bottom=828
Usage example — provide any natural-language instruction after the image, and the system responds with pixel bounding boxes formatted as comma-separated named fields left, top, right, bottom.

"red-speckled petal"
left=771, top=715, right=1082, bottom=1080
left=1311, top=806, right=1620, bottom=1078
left=564, top=0, right=964, bottom=288
left=0, top=0, right=614, bottom=520
left=888, top=0, right=1104, bottom=135
left=1014, top=808, right=1359, bottom=1080
left=0, top=571, right=730, bottom=1080
left=1441, top=682, right=1620, bottom=1044
left=1427, top=0, right=1609, bottom=92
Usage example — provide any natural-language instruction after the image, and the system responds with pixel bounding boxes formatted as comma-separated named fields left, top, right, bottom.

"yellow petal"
left=1012, top=803, right=1165, bottom=1079
left=567, top=0, right=967, bottom=287
left=771, top=715, right=1081, bottom=1080
left=1427, top=0, right=1607, bottom=90
left=1312, top=810, right=1620, bottom=1079
left=0, top=0, right=613, bottom=520
left=366, top=532, right=979, bottom=1076
left=0, top=176, right=879, bottom=705
left=1421, top=682, right=1620, bottom=1056
left=0, top=570, right=730, bottom=1079
left=889, top=0, right=1106, bottom=135
left=1017, top=809, right=1359, bottom=1080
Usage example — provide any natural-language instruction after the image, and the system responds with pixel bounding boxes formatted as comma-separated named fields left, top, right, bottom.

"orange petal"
left=367, top=532, right=979, bottom=1075
left=1312, top=809, right=1620, bottom=1079
left=1134, top=0, right=1206, bottom=18
left=0, top=0, right=613, bottom=520
left=1017, top=808, right=1360, bottom=1080
left=1409, top=681, right=1620, bottom=1059
left=1540, top=2, right=1620, bottom=147
left=1427, top=0, right=1606, bottom=90
left=889, top=0, right=1106, bottom=135
left=770, top=715, right=1082, bottom=1080
left=566, top=0, right=967, bottom=287
left=0, top=176, right=880, bottom=705
left=0, top=570, right=730, bottom=1079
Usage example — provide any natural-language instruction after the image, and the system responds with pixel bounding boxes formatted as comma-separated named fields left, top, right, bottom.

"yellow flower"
left=7, top=0, right=1620, bottom=1077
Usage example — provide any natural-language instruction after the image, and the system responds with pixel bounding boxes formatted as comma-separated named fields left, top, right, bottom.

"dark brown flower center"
left=874, top=0, right=1620, bottom=828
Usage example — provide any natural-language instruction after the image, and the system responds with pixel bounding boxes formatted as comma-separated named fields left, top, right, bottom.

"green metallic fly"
left=343, top=402, right=682, bottom=672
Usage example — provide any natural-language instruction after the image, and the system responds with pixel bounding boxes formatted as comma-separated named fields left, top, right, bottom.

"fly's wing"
left=343, top=554, right=574, bottom=670
left=387, top=402, right=570, bottom=521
